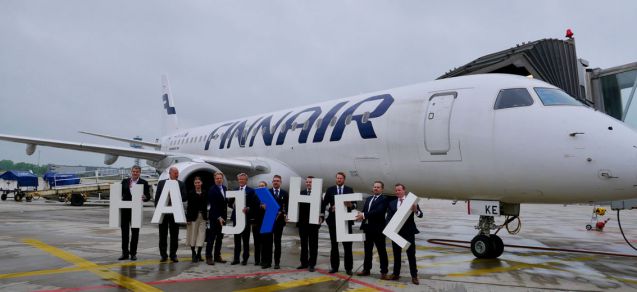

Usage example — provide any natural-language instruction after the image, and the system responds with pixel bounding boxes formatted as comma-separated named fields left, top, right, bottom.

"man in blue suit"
left=205, top=172, right=228, bottom=265
left=355, top=181, right=390, bottom=279
left=230, top=173, right=259, bottom=265
left=386, top=183, right=423, bottom=285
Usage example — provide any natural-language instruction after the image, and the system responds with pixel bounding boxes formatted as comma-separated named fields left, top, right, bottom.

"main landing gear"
left=470, top=216, right=505, bottom=259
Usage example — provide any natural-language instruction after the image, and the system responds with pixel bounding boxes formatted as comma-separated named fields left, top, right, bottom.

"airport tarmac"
left=1, top=198, right=637, bottom=292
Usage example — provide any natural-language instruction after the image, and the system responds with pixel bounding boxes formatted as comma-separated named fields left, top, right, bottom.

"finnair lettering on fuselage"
left=203, top=94, right=394, bottom=150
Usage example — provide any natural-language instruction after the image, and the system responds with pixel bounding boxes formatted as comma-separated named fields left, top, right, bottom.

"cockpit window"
left=494, top=88, right=534, bottom=109
left=534, top=87, right=583, bottom=106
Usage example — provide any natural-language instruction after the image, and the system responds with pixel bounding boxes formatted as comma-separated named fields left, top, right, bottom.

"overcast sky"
left=1, top=1, right=635, bottom=169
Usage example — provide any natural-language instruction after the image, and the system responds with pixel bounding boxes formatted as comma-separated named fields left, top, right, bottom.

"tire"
left=58, top=196, right=66, bottom=202
left=26, top=194, right=32, bottom=202
left=70, top=193, right=84, bottom=206
left=471, top=234, right=494, bottom=259
left=490, top=234, right=504, bottom=258
left=1, top=193, right=6, bottom=201
left=14, top=193, right=23, bottom=202
left=585, top=224, right=592, bottom=231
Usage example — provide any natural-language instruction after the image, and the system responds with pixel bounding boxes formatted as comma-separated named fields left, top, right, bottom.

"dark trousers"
left=392, top=233, right=418, bottom=277
left=234, top=223, right=251, bottom=262
left=206, top=222, right=224, bottom=258
left=327, top=221, right=353, bottom=272
left=298, top=223, right=319, bottom=267
left=261, top=232, right=273, bottom=266
left=251, top=222, right=262, bottom=263
left=120, top=209, right=139, bottom=256
left=261, top=221, right=284, bottom=265
left=273, top=221, right=285, bottom=265
left=158, top=214, right=179, bottom=258
left=363, top=231, right=388, bottom=274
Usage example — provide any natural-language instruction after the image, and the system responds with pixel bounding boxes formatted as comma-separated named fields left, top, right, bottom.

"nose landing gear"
left=470, top=215, right=505, bottom=259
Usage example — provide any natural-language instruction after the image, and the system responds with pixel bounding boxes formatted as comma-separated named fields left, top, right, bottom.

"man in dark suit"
left=154, top=166, right=187, bottom=263
left=322, top=171, right=356, bottom=275
left=386, top=183, right=423, bottom=285
left=297, top=176, right=324, bottom=272
left=118, top=165, right=151, bottom=261
left=355, top=181, right=390, bottom=279
left=205, top=171, right=229, bottom=265
left=261, top=175, right=288, bottom=269
left=230, top=173, right=259, bottom=265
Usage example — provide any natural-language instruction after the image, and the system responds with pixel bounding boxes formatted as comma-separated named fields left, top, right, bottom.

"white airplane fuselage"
left=154, top=74, right=637, bottom=204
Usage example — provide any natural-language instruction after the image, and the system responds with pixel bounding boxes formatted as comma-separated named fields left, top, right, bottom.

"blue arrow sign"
left=255, top=187, right=280, bottom=234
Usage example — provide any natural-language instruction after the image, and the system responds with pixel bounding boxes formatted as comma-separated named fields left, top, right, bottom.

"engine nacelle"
left=158, top=161, right=220, bottom=191
left=26, top=144, right=37, bottom=156
left=246, top=159, right=300, bottom=189
left=104, top=154, right=119, bottom=165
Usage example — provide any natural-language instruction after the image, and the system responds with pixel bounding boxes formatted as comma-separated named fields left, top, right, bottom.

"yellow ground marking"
left=233, top=276, right=334, bottom=292
left=446, top=261, right=567, bottom=277
left=609, top=276, right=637, bottom=285
left=0, top=259, right=166, bottom=280
left=22, top=239, right=161, bottom=292
left=344, top=287, right=381, bottom=292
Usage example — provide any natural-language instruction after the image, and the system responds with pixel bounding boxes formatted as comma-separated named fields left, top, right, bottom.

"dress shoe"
left=356, top=270, right=370, bottom=276
left=274, top=264, right=280, bottom=269
left=380, top=273, right=388, bottom=280
left=130, top=255, right=137, bottom=261
left=346, top=270, right=353, bottom=276
left=192, top=254, right=198, bottom=263
left=389, top=274, right=400, bottom=281
left=199, top=255, right=204, bottom=262
left=170, top=257, right=179, bottom=263
left=308, top=266, right=315, bottom=272
left=230, top=260, right=240, bottom=265
left=214, top=257, right=227, bottom=263
left=206, top=257, right=215, bottom=265
left=261, top=264, right=271, bottom=269
left=241, top=260, right=247, bottom=266
left=411, top=277, right=419, bottom=285
left=296, top=265, right=308, bottom=269
left=328, top=269, right=337, bottom=273
left=118, top=255, right=129, bottom=261
left=160, top=257, right=168, bottom=262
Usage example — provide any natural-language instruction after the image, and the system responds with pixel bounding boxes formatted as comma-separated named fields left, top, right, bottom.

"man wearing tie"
left=230, top=173, right=258, bottom=265
left=118, top=165, right=151, bottom=261
left=297, top=176, right=324, bottom=272
left=205, top=172, right=229, bottom=265
left=386, top=184, right=423, bottom=285
left=262, top=175, right=288, bottom=269
left=355, top=181, right=390, bottom=279
left=322, top=172, right=356, bottom=275
left=154, top=166, right=187, bottom=263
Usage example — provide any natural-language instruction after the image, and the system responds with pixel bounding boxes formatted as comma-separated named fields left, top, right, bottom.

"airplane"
left=1, top=73, right=636, bottom=259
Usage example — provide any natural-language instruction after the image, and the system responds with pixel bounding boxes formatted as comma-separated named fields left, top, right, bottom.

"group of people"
left=117, top=166, right=423, bottom=285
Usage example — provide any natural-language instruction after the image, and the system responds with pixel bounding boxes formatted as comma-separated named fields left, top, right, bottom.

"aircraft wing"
left=0, top=133, right=260, bottom=171
left=0, top=133, right=168, bottom=161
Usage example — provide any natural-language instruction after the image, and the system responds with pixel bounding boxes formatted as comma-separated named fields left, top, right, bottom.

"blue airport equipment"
left=255, top=187, right=280, bottom=234
left=0, top=171, right=38, bottom=188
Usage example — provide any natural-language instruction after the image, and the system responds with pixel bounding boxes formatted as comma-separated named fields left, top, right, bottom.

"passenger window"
left=534, top=87, right=583, bottom=106
left=494, top=88, right=534, bottom=110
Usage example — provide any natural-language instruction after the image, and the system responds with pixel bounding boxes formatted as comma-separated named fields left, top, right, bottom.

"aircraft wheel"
left=70, top=193, right=84, bottom=206
left=585, top=224, right=592, bottom=231
left=490, top=234, right=504, bottom=258
left=471, top=234, right=494, bottom=259
left=1, top=193, right=7, bottom=201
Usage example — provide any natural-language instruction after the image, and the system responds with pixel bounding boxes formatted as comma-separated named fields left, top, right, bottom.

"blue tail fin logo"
left=162, top=94, right=176, bottom=115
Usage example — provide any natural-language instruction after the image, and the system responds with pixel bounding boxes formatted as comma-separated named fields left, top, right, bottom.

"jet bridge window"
left=534, top=87, right=583, bottom=106
left=494, top=88, right=534, bottom=109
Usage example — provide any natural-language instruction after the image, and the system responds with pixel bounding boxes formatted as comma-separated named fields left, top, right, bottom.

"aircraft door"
left=425, top=92, right=457, bottom=154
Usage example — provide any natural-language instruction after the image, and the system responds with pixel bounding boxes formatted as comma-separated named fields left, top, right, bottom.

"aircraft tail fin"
left=161, top=75, right=179, bottom=135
